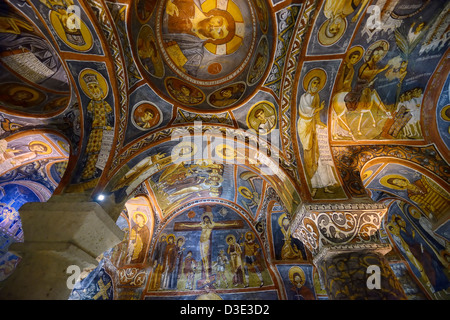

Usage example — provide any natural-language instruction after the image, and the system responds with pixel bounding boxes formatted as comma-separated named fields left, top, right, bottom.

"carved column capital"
left=0, top=194, right=124, bottom=299
left=291, top=201, right=389, bottom=258
left=291, top=201, right=407, bottom=300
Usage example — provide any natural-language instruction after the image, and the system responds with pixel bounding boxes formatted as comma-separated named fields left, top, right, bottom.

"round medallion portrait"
left=49, top=9, right=93, bottom=52
left=246, top=101, right=277, bottom=135
left=207, top=82, right=246, bottom=108
left=0, top=83, right=46, bottom=110
left=165, top=77, right=205, bottom=105
left=132, top=102, right=162, bottom=131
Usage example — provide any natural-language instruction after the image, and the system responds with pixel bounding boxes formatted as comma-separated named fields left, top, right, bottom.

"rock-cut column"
left=0, top=193, right=124, bottom=300
left=291, top=201, right=407, bottom=300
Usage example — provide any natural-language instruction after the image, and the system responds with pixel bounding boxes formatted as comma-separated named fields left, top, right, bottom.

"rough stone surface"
left=317, top=250, right=407, bottom=300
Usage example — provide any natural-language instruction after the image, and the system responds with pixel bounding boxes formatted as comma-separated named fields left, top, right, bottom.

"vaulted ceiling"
left=0, top=0, right=448, bottom=299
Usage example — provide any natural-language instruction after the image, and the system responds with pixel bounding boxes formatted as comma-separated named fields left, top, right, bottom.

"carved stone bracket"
left=290, top=201, right=408, bottom=300
left=291, top=201, right=388, bottom=258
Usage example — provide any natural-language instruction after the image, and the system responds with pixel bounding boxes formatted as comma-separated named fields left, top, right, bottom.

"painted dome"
left=132, top=0, right=273, bottom=111
left=0, top=10, right=70, bottom=116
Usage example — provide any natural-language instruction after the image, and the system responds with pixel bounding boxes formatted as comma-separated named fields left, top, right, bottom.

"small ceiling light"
left=97, top=194, right=105, bottom=201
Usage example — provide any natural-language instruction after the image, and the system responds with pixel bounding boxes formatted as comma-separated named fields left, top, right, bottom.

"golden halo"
left=159, top=233, right=167, bottom=241
left=172, top=141, right=197, bottom=160
left=380, top=174, right=410, bottom=190
left=226, top=233, right=236, bottom=243
left=246, top=101, right=277, bottom=135
left=201, top=0, right=245, bottom=55
left=57, top=140, right=70, bottom=154
left=364, top=40, right=389, bottom=62
left=79, top=69, right=109, bottom=100
left=288, top=266, right=306, bottom=286
left=238, top=186, right=253, bottom=199
left=205, top=173, right=224, bottom=186
left=361, top=170, right=373, bottom=181
left=302, top=68, right=327, bottom=92
left=318, top=16, right=347, bottom=46
left=132, top=211, right=148, bottom=224
left=278, top=213, right=289, bottom=228
left=441, top=105, right=450, bottom=121
left=215, top=144, right=236, bottom=160
left=201, top=210, right=214, bottom=222
left=8, top=85, right=43, bottom=103
left=166, top=233, right=176, bottom=242
left=49, top=11, right=93, bottom=52
left=29, top=141, right=52, bottom=155
left=345, top=46, right=364, bottom=63
left=245, top=231, right=255, bottom=241
left=408, top=205, right=422, bottom=219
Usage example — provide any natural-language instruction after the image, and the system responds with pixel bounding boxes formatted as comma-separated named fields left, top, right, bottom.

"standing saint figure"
left=226, top=234, right=244, bottom=286
left=238, top=231, right=264, bottom=288
left=161, top=234, right=178, bottom=289
left=332, top=46, right=363, bottom=140
left=183, top=250, right=197, bottom=290
left=127, top=211, right=150, bottom=264
left=277, top=213, right=306, bottom=260
left=79, top=71, right=113, bottom=181
left=149, top=234, right=167, bottom=290
left=297, top=69, right=338, bottom=197
left=288, top=267, right=315, bottom=300
left=213, top=249, right=229, bottom=288
left=386, top=214, right=446, bottom=294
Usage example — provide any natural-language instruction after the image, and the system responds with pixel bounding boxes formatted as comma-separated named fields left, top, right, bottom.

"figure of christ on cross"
left=174, top=206, right=244, bottom=288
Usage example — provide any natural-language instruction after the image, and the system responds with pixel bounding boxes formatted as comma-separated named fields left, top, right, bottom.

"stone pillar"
left=291, top=200, right=407, bottom=300
left=0, top=193, right=124, bottom=300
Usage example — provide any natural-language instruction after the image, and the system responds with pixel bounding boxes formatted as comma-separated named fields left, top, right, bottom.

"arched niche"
left=0, top=130, right=71, bottom=281
left=361, top=159, right=449, bottom=234
left=0, top=3, right=71, bottom=117
left=102, top=128, right=302, bottom=216
left=142, top=201, right=276, bottom=298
